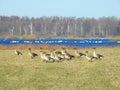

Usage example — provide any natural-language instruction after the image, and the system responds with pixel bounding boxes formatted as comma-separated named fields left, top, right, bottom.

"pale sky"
left=0, top=0, right=120, bottom=18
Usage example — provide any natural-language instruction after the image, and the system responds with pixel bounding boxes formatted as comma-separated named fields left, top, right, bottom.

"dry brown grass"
left=0, top=44, right=78, bottom=50
left=0, top=44, right=119, bottom=51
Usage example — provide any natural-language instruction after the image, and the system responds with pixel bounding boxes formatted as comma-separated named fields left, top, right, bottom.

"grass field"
left=0, top=47, right=120, bottom=90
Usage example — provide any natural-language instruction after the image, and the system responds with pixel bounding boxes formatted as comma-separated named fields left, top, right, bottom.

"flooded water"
left=0, top=38, right=120, bottom=47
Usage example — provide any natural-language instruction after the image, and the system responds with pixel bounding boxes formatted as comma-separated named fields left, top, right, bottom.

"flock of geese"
left=14, top=47, right=104, bottom=62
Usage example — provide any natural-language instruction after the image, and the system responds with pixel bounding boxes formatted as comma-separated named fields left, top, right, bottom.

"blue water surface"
left=0, top=38, right=120, bottom=47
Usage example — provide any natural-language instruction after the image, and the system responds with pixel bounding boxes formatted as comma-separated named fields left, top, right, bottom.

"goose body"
left=54, top=53, right=63, bottom=62
left=55, top=51, right=62, bottom=54
left=15, top=50, right=22, bottom=55
left=28, top=52, right=38, bottom=59
left=86, top=55, right=97, bottom=61
left=61, top=48, right=75, bottom=60
left=85, top=51, right=97, bottom=62
left=61, top=50, right=66, bottom=55
left=93, top=51, right=104, bottom=59
left=74, top=48, right=86, bottom=58
left=64, top=53, right=75, bottom=60
left=61, top=48, right=68, bottom=55
left=93, top=48, right=104, bottom=59
left=75, top=51, right=86, bottom=57
left=43, top=52, right=54, bottom=62
left=50, top=52, right=55, bottom=59
left=43, top=53, right=50, bottom=62
left=53, top=49, right=64, bottom=61
left=57, top=53, right=65, bottom=60
left=28, top=48, right=38, bottom=59
left=40, top=51, right=45, bottom=60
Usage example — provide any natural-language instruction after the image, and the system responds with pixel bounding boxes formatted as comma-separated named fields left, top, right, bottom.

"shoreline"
left=0, top=44, right=119, bottom=50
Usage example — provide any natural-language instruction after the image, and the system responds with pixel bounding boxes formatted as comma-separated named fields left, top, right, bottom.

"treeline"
left=0, top=16, right=120, bottom=37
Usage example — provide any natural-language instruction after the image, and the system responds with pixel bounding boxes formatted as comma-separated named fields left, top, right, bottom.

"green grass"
left=0, top=47, right=120, bottom=90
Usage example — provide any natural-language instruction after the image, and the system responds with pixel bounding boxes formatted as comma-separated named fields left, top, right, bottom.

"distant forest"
left=0, top=16, right=120, bottom=38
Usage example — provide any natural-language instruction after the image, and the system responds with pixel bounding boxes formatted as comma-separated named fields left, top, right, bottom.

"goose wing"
left=32, top=52, right=38, bottom=57
left=97, top=54, right=104, bottom=58
left=18, top=51, right=22, bottom=55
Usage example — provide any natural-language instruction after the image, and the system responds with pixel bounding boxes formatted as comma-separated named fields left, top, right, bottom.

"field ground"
left=0, top=47, right=120, bottom=90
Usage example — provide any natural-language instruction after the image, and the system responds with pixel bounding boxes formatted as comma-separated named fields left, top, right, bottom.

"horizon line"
left=0, top=15, right=120, bottom=19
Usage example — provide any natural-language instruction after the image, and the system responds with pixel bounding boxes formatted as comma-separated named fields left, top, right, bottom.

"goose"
left=52, top=49, right=64, bottom=60
left=40, top=47, right=51, bottom=56
left=85, top=51, right=97, bottom=62
left=40, top=48, right=54, bottom=62
left=61, top=48, right=68, bottom=55
left=49, top=50, right=62, bottom=62
left=57, top=53, right=65, bottom=60
left=93, top=48, right=104, bottom=59
left=52, top=49, right=62, bottom=57
left=50, top=51, right=55, bottom=59
left=61, top=48, right=75, bottom=60
left=74, top=48, right=86, bottom=57
left=14, top=50, right=22, bottom=55
left=40, top=48, right=47, bottom=61
left=43, top=52, right=54, bottom=63
left=51, top=49, right=64, bottom=62
left=75, top=51, right=86, bottom=57
left=49, top=50, right=58, bottom=62
left=64, top=53, right=75, bottom=60
left=40, top=51, right=46, bottom=61
left=54, top=53, right=63, bottom=62
left=28, top=48, right=38, bottom=59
